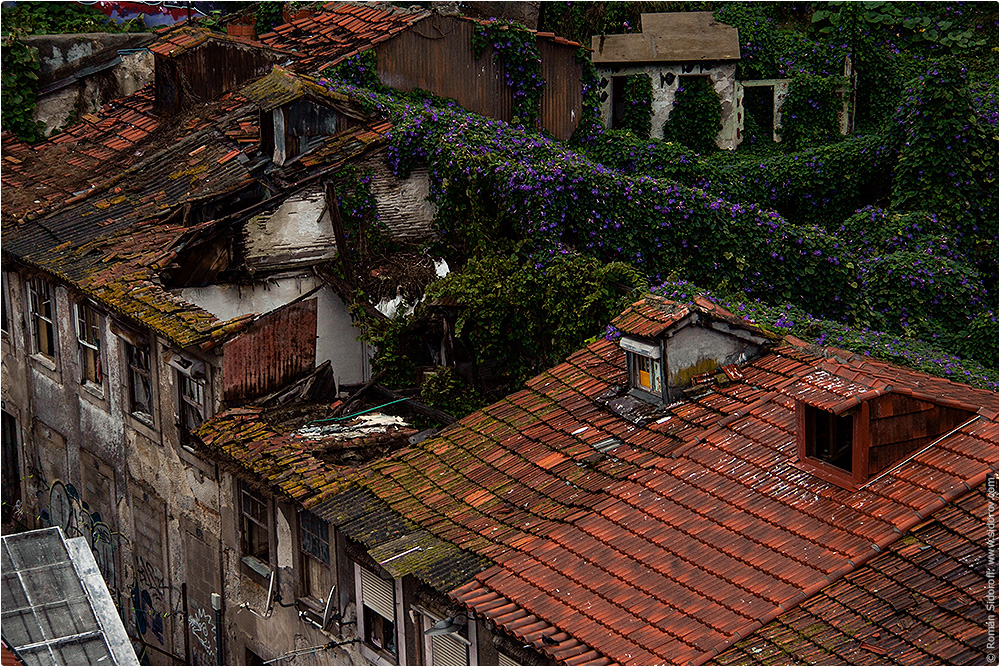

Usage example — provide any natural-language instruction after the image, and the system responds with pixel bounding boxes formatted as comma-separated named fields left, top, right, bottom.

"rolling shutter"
left=360, top=568, right=394, bottom=620
left=430, top=633, right=468, bottom=666
left=498, top=654, right=520, bottom=666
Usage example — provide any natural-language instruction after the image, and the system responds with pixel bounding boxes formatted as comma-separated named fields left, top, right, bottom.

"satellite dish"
left=424, top=614, right=467, bottom=636
left=321, top=584, right=337, bottom=630
left=264, top=570, right=276, bottom=612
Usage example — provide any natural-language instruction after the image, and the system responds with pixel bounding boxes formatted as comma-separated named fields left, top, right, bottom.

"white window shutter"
left=431, top=633, right=468, bottom=666
left=360, top=568, right=395, bottom=621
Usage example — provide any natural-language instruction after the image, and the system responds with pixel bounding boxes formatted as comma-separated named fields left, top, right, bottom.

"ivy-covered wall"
left=595, top=62, right=739, bottom=148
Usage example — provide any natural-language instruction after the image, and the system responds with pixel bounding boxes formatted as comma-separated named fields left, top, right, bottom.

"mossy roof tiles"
left=712, top=482, right=993, bottom=666
left=293, top=307, right=997, bottom=665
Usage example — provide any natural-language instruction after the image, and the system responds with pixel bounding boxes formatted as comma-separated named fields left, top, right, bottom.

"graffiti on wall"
left=45, top=480, right=119, bottom=589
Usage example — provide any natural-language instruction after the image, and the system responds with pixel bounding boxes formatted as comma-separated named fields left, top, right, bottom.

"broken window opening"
left=27, top=278, right=56, bottom=360
left=126, top=342, right=154, bottom=425
left=610, top=76, right=629, bottom=130
left=1, top=273, right=10, bottom=336
left=75, top=303, right=103, bottom=389
left=743, top=85, right=775, bottom=144
left=631, top=353, right=663, bottom=395
left=178, top=374, right=206, bottom=449
left=805, top=406, right=854, bottom=474
left=240, top=484, right=270, bottom=568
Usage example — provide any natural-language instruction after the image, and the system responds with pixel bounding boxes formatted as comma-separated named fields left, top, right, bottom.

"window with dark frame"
left=299, top=511, right=330, bottom=602
left=804, top=406, right=854, bottom=474
left=240, top=483, right=270, bottom=568
left=75, top=303, right=103, bottom=388
left=126, top=342, right=153, bottom=424
left=178, top=374, right=206, bottom=447
left=27, top=278, right=56, bottom=360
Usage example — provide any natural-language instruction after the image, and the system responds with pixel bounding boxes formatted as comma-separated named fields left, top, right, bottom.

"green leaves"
left=1, top=38, right=42, bottom=142
left=661, top=77, right=722, bottom=153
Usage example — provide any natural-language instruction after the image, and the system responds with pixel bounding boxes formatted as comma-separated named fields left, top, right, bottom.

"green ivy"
left=661, top=76, right=722, bottom=153
left=1, top=39, right=43, bottom=142
left=778, top=74, right=843, bottom=151
left=472, top=21, right=546, bottom=128
left=621, top=73, right=653, bottom=138
left=254, top=2, right=284, bottom=35
left=325, top=50, right=382, bottom=90
left=419, top=367, right=489, bottom=420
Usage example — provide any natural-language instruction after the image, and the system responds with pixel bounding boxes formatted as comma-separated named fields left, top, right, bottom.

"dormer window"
left=620, top=336, right=665, bottom=400
left=796, top=392, right=975, bottom=491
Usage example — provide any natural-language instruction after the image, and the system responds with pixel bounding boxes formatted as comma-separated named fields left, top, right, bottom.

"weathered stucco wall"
left=665, top=322, right=759, bottom=395
left=596, top=62, right=740, bottom=149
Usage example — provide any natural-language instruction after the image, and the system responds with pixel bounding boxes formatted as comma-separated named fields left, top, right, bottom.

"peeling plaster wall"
left=665, top=323, right=758, bottom=396
left=1, top=265, right=233, bottom=664
left=595, top=62, right=739, bottom=149
left=177, top=276, right=369, bottom=386
left=243, top=188, right=338, bottom=270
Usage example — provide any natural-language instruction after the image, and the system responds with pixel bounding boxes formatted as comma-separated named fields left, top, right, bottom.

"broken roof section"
left=285, top=297, right=997, bottom=665
left=1, top=527, right=139, bottom=666
left=3, top=64, right=391, bottom=350
left=591, top=12, right=741, bottom=64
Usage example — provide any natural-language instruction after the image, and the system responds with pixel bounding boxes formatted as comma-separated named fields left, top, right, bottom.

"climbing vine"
left=472, top=21, right=546, bottom=128
left=661, top=77, right=722, bottom=152
left=778, top=74, right=843, bottom=151
left=620, top=73, right=653, bottom=138
left=325, top=50, right=382, bottom=90
left=1, top=38, right=43, bottom=142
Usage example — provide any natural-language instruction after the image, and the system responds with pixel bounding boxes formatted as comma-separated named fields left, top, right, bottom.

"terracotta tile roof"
left=0, top=85, right=254, bottom=227
left=256, top=3, right=582, bottom=75
left=258, top=2, right=429, bottom=72
left=196, top=405, right=416, bottom=508
left=149, top=25, right=269, bottom=58
left=712, top=481, right=993, bottom=665
left=612, top=294, right=777, bottom=341
left=299, top=300, right=998, bottom=665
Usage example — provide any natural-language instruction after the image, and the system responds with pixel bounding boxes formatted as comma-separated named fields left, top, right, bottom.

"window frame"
left=1, top=272, right=11, bottom=339
left=621, top=336, right=665, bottom=402
left=298, top=510, right=331, bottom=606
left=795, top=401, right=870, bottom=490
left=26, top=277, right=57, bottom=362
left=240, top=483, right=272, bottom=578
left=125, top=341, right=155, bottom=426
left=74, top=301, right=104, bottom=393
left=177, top=372, right=207, bottom=449
left=355, top=562, right=400, bottom=665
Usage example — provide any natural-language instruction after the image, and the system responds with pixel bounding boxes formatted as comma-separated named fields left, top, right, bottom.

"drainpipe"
left=212, top=592, right=224, bottom=666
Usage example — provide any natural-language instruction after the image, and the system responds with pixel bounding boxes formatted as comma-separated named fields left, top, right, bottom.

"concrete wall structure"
left=595, top=61, right=740, bottom=149
left=23, top=33, right=155, bottom=136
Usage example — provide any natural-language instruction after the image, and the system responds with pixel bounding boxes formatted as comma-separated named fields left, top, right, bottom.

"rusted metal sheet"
left=222, top=299, right=317, bottom=401
left=538, top=40, right=583, bottom=141
left=377, top=15, right=512, bottom=124
left=375, top=15, right=581, bottom=140
left=156, top=40, right=276, bottom=112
